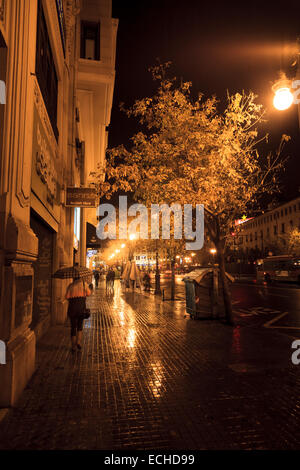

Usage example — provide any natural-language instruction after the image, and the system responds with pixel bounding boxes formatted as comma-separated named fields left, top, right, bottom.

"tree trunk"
left=217, top=244, right=234, bottom=325
left=171, top=258, right=175, bottom=300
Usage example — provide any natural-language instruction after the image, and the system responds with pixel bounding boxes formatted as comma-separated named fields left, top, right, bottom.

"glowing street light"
left=273, top=87, right=294, bottom=110
left=210, top=248, right=217, bottom=265
left=272, top=73, right=294, bottom=111
left=128, top=233, right=136, bottom=261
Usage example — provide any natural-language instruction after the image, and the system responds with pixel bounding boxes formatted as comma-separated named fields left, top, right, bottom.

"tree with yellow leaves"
left=91, top=63, right=288, bottom=325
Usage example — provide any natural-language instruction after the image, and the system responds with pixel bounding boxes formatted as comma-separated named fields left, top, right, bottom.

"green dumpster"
left=183, top=268, right=234, bottom=319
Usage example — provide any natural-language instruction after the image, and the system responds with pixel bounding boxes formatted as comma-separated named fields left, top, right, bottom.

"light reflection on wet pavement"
left=0, top=280, right=299, bottom=450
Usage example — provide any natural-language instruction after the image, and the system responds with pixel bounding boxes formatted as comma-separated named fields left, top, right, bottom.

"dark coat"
left=67, top=297, right=86, bottom=318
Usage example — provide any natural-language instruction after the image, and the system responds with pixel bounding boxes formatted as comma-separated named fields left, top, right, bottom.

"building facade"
left=0, top=0, right=117, bottom=407
left=228, top=197, right=300, bottom=258
left=75, top=0, right=118, bottom=266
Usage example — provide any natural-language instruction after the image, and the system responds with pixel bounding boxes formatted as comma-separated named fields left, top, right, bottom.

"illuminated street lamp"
left=272, top=73, right=294, bottom=111
left=210, top=248, right=217, bottom=265
left=118, top=244, right=126, bottom=272
left=128, top=233, right=136, bottom=260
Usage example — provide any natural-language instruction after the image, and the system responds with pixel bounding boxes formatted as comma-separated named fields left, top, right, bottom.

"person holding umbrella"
left=53, top=265, right=93, bottom=353
left=65, top=275, right=91, bottom=352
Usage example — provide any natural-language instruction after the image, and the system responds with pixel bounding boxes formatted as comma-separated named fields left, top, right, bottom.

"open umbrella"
left=121, top=261, right=131, bottom=288
left=129, top=261, right=142, bottom=289
left=121, top=261, right=131, bottom=281
left=52, top=265, right=93, bottom=280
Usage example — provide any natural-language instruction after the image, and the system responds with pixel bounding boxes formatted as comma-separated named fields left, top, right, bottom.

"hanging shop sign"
left=65, top=187, right=97, bottom=207
left=234, top=216, right=253, bottom=226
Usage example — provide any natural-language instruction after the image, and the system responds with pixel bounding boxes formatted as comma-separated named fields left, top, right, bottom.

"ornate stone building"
left=0, top=0, right=117, bottom=407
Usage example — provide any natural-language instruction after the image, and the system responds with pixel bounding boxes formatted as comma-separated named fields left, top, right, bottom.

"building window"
left=80, top=21, right=100, bottom=60
left=281, top=223, right=285, bottom=233
left=274, top=225, right=277, bottom=235
left=246, top=235, right=248, bottom=242
left=285, top=208, right=287, bottom=215
left=36, top=0, right=59, bottom=141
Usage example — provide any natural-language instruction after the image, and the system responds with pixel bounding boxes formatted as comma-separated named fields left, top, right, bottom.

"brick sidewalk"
left=0, top=280, right=299, bottom=450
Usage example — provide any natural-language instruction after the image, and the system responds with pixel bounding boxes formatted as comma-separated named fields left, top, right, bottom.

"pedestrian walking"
left=106, top=268, right=115, bottom=295
left=65, top=277, right=91, bottom=352
left=143, top=272, right=151, bottom=292
left=94, top=270, right=100, bottom=288
left=111, top=268, right=115, bottom=288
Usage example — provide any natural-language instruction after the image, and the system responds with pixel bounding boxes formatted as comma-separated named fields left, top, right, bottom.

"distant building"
left=227, top=197, right=300, bottom=258
left=76, top=0, right=118, bottom=264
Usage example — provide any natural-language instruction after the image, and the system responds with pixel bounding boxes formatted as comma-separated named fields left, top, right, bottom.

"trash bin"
left=183, top=268, right=234, bottom=319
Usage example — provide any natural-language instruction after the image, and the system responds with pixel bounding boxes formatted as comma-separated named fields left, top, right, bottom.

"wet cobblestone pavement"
left=0, top=280, right=300, bottom=450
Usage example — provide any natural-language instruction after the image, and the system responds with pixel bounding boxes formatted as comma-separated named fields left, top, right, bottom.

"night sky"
left=110, top=0, right=300, bottom=203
